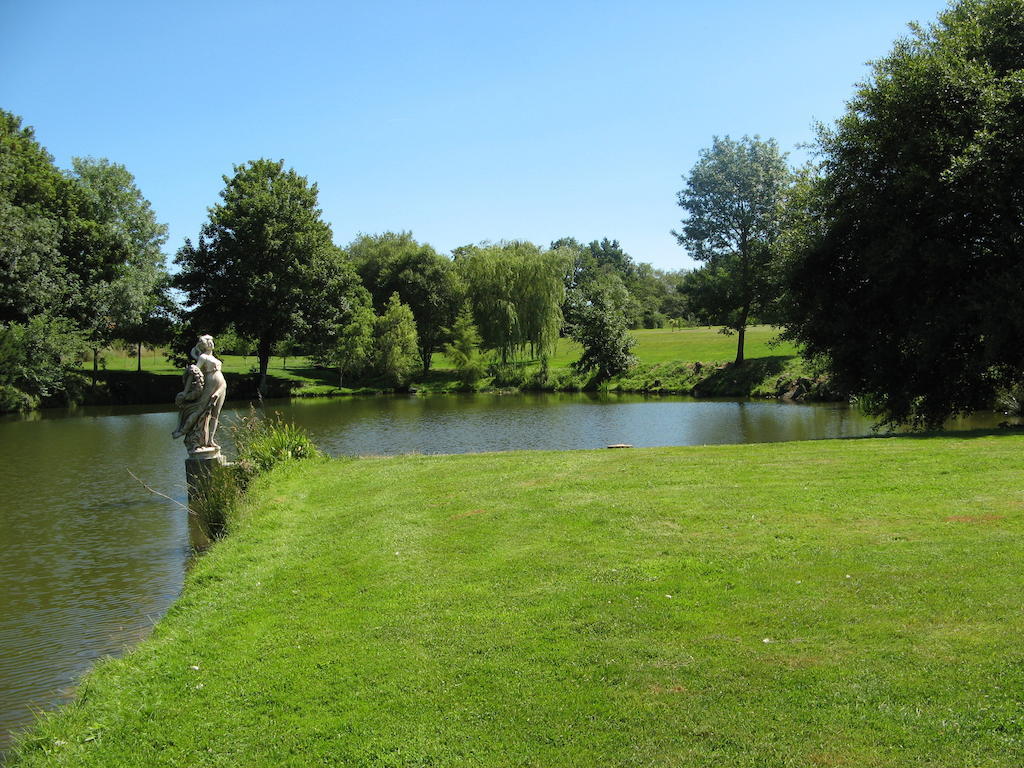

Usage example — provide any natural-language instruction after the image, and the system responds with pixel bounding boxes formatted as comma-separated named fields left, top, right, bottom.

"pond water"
left=0, top=392, right=1010, bottom=751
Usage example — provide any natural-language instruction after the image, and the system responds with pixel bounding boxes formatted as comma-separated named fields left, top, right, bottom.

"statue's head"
left=190, top=334, right=214, bottom=360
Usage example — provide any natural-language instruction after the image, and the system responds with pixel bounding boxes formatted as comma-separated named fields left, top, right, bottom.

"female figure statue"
left=172, top=334, right=228, bottom=454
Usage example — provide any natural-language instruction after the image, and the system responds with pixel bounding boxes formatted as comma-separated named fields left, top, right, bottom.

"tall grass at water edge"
left=190, top=411, right=320, bottom=539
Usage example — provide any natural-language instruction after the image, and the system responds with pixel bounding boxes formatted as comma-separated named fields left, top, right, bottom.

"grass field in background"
left=540, top=325, right=796, bottom=368
left=93, top=326, right=795, bottom=381
left=12, top=433, right=1024, bottom=766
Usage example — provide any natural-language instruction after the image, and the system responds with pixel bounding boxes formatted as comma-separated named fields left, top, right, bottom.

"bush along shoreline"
left=2, top=355, right=841, bottom=414
left=287, top=357, right=843, bottom=403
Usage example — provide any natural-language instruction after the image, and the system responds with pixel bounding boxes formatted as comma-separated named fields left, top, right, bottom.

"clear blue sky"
left=2, top=0, right=948, bottom=272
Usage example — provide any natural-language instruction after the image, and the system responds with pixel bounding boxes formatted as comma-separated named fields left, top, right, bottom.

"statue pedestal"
left=186, top=449, right=230, bottom=547
left=185, top=449, right=226, bottom=493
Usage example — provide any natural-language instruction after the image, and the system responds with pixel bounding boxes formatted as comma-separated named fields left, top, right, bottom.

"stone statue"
left=172, top=334, right=227, bottom=455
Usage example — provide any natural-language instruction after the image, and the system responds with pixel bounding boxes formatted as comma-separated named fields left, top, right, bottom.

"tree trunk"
left=258, top=336, right=272, bottom=395
left=338, top=367, right=344, bottom=388
left=91, top=348, right=99, bottom=387
left=734, top=304, right=750, bottom=366
left=421, top=347, right=432, bottom=376
left=137, top=342, right=142, bottom=372
left=735, top=326, right=746, bottom=365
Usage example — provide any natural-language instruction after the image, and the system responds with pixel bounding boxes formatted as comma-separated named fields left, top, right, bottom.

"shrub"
left=443, top=304, right=486, bottom=388
left=230, top=409, right=321, bottom=488
left=487, top=360, right=527, bottom=388
left=0, top=315, right=85, bottom=411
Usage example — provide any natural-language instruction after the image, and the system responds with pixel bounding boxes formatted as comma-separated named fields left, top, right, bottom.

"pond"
left=0, top=392, right=1010, bottom=751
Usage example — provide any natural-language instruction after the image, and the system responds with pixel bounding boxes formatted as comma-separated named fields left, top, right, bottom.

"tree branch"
left=126, top=467, right=191, bottom=512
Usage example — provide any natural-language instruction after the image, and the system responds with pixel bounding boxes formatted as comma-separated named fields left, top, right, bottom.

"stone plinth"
left=185, top=449, right=227, bottom=498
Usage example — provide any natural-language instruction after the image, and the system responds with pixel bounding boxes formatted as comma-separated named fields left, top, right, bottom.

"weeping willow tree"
left=454, top=241, right=569, bottom=363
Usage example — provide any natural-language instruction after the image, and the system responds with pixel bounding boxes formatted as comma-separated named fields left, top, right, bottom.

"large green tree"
left=348, top=232, right=462, bottom=374
left=68, top=157, right=169, bottom=379
left=0, top=111, right=66, bottom=323
left=782, top=0, right=1024, bottom=427
left=569, top=273, right=637, bottom=380
left=373, top=293, right=420, bottom=388
left=175, top=159, right=352, bottom=392
left=455, top=241, right=568, bottom=363
left=308, top=290, right=376, bottom=387
left=674, top=135, right=790, bottom=364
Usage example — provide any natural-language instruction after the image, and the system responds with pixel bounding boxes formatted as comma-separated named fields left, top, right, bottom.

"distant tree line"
left=0, top=120, right=690, bottom=410
left=4, top=0, right=1017, bottom=425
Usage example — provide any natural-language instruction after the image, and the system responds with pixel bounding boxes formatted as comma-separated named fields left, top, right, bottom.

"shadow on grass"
left=690, top=356, right=795, bottom=397
left=846, top=426, right=1023, bottom=442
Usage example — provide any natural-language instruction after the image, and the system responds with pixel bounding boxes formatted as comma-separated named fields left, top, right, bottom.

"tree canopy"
left=455, top=241, right=568, bottom=363
left=0, top=110, right=69, bottom=324
left=0, top=111, right=171, bottom=400
left=174, top=158, right=359, bottom=391
left=675, top=135, right=790, bottom=364
left=67, top=157, right=169, bottom=372
left=348, top=231, right=462, bottom=373
left=373, top=293, right=420, bottom=388
left=781, top=0, right=1024, bottom=427
left=569, top=273, right=637, bottom=381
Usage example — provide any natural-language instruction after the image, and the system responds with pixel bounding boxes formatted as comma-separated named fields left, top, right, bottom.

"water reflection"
left=276, top=393, right=883, bottom=455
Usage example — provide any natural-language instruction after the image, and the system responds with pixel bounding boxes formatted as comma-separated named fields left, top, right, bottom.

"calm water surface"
left=0, top=393, right=1009, bottom=750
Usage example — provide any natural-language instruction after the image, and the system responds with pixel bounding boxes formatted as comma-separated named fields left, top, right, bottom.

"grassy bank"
left=12, top=433, right=1024, bottom=766
left=78, top=326, right=812, bottom=405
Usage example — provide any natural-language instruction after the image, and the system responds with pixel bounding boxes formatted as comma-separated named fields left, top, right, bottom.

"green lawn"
left=93, top=326, right=794, bottom=378
left=12, top=434, right=1024, bottom=766
left=432, top=324, right=795, bottom=369
left=84, top=349, right=314, bottom=378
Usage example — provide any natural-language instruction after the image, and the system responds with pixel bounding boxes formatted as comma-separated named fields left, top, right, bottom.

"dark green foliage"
left=0, top=111, right=69, bottom=324
left=486, top=360, right=529, bottom=388
left=0, top=315, right=85, bottom=411
left=554, top=236, right=680, bottom=329
left=1, top=111, right=170, bottom=400
left=782, top=0, right=1024, bottom=427
left=68, top=157, right=170, bottom=375
left=570, top=274, right=637, bottom=380
left=349, top=232, right=462, bottom=374
left=675, top=136, right=790, bottom=364
left=174, top=159, right=356, bottom=392
left=308, top=292, right=376, bottom=387
left=1, top=114, right=169, bottom=353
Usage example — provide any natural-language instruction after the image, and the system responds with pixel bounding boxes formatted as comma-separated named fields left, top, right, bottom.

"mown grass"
left=80, top=326, right=807, bottom=403
left=429, top=324, right=795, bottom=369
left=83, top=349, right=313, bottom=378
left=92, top=326, right=794, bottom=382
left=11, top=433, right=1024, bottom=766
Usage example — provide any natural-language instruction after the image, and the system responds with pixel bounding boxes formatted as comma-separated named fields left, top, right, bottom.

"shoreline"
left=8, top=434, right=1024, bottom=766
left=10, top=355, right=842, bottom=416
